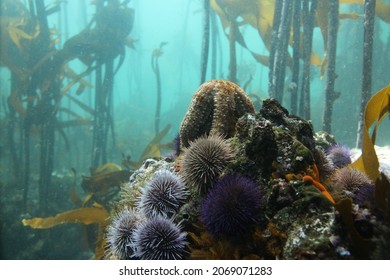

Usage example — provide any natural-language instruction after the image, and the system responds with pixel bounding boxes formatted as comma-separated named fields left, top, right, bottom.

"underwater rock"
left=106, top=85, right=389, bottom=260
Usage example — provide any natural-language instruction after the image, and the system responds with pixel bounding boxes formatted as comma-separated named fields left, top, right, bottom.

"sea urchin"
left=106, top=208, right=142, bottom=259
left=138, top=169, right=189, bottom=218
left=200, top=174, right=261, bottom=239
left=330, top=166, right=374, bottom=203
left=131, top=215, right=188, bottom=260
left=180, top=135, right=233, bottom=194
left=326, top=144, right=352, bottom=169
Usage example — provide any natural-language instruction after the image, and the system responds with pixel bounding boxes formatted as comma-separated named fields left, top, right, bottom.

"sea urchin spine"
left=131, top=215, right=188, bottom=260
left=138, top=169, right=189, bottom=218
left=326, top=144, right=352, bottom=169
left=201, top=174, right=261, bottom=239
left=106, top=208, right=142, bottom=260
left=180, top=135, right=233, bottom=194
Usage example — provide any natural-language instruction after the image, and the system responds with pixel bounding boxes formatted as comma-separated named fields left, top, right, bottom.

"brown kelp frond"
left=57, top=118, right=94, bottom=128
left=124, top=124, right=172, bottom=169
left=4, top=18, right=40, bottom=48
left=62, top=65, right=94, bottom=96
left=375, top=173, right=390, bottom=223
left=22, top=203, right=110, bottom=259
left=188, top=226, right=263, bottom=260
left=82, top=163, right=131, bottom=196
left=211, top=0, right=385, bottom=74
left=22, top=203, right=110, bottom=229
left=349, top=84, right=390, bottom=181
left=189, top=230, right=240, bottom=260
left=334, top=199, right=375, bottom=258
left=64, top=93, right=95, bottom=116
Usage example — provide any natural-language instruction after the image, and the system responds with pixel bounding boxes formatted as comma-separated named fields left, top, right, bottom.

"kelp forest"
left=0, top=0, right=389, bottom=259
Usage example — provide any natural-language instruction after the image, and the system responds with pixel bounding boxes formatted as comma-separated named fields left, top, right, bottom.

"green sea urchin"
left=179, top=135, right=233, bottom=194
left=106, top=208, right=142, bottom=259
left=138, top=169, right=189, bottom=218
left=330, top=167, right=374, bottom=202
left=131, top=215, right=188, bottom=260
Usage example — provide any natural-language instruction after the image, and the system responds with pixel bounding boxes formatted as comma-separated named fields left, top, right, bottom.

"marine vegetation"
left=0, top=0, right=135, bottom=214
left=9, top=0, right=389, bottom=260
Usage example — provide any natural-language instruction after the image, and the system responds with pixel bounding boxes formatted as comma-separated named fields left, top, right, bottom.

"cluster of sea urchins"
left=106, top=169, right=189, bottom=260
left=179, top=134, right=263, bottom=240
left=324, top=144, right=375, bottom=206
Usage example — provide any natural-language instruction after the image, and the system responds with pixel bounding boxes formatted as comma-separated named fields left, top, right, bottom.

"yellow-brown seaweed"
left=22, top=204, right=110, bottom=229
left=350, top=84, right=390, bottom=181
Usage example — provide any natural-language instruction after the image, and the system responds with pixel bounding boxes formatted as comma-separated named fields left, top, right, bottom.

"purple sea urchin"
left=200, top=174, right=261, bottom=239
left=330, top=167, right=374, bottom=202
left=106, top=208, right=142, bottom=259
left=131, top=215, right=188, bottom=260
left=326, top=144, right=352, bottom=169
left=354, top=183, right=375, bottom=207
left=138, top=169, right=189, bottom=218
left=180, top=135, right=233, bottom=194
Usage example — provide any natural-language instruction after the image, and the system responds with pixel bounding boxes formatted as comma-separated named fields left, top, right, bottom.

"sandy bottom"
left=351, top=145, right=390, bottom=180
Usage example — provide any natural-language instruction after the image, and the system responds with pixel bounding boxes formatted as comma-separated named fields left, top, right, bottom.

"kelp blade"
left=350, top=84, right=390, bottom=181
left=22, top=206, right=109, bottom=229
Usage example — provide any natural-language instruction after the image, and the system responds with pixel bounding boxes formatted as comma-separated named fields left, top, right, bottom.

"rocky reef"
left=104, top=80, right=390, bottom=260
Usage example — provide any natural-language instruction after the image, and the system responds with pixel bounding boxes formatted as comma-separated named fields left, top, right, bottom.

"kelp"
left=3, top=18, right=40, bottom=48
left=375, top=173, right=390, bottom=223
left=22, top=202, right=110, bottom=259
left=349, top=84, right=390, bottom=182
left=341, top=0, right=390, bottom=23
left=82, top=166, right=131, bottom=196
left=334, top=199, right=375, bottom=258
left=188, top=228, right=261, bottom=260
left=22, top=203, right=109, bottom=229
left=210, top=0, right=378, bottom=74
left=123, top=124, right=172, bottom=169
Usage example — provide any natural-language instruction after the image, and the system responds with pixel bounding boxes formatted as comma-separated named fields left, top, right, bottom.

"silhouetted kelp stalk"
left=322, top=0, right=340, bottom=133
left=299, top=0, right=317, bottom=120
left=228, top=18, right=238, bottom=83
left=356, top=0, right=376, bottom=148
left=1, top=0, right=134, bottom=213
left=200, top=0, right=210, bottom=84
left=29, top=0, right=61, bottom=213
left=151, top=42, right=167, bottom=136
left=268, top=0, right=293, bottom=102
left=289, top=0, right=302, bottom=115
left=210, top=9, right=219, bottom=79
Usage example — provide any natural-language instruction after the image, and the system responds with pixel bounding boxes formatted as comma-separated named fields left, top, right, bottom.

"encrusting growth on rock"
left=179, top=80, right=255, bottom=148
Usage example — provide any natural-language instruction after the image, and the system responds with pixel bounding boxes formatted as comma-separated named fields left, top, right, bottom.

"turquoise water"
left=0, top=0, right=389, bottom=259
